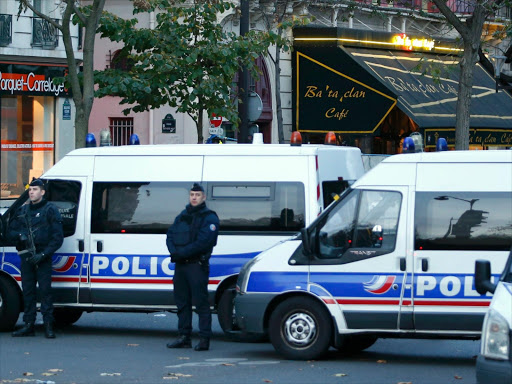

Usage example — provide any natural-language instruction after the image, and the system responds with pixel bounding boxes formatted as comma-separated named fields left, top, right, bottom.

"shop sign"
left=424, top=129, right=512, bottom=147
left=392, top=34, right=435, bottom=51
left=0, top=63, right=70, bottom=97
left=0, top=141, right=54, bottom=151
left=296, top=52, right=396, bottom=133
left=63, top=99, right=71, bottom=120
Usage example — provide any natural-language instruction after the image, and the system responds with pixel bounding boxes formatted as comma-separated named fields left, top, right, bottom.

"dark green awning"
left=346, top=47, right=512, bottom=129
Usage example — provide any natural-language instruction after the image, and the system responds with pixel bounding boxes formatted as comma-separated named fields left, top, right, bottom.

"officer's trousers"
left=173, top=262, right=211, bottom=339
left=20, top=257, right=53, bottom=324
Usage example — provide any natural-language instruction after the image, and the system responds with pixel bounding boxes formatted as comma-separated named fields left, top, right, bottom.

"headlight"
left=481, top=309, right=510, bottom=361
left=236, top=256, right=260, bottom=294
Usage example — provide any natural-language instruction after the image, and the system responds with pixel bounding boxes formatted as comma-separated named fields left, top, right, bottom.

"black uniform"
left=166, top=201, right=219, bottom=343
left=7, top=199, right=64, bottom=325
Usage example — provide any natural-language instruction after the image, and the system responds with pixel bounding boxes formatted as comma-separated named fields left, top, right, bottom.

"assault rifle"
left=18, top=210, right=36, bottom=261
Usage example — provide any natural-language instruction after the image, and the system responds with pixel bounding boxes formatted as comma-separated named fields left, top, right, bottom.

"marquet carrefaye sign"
left=0, top=63, right=70, bottom=97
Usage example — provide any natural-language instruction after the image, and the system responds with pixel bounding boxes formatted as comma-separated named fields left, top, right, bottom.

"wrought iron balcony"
left=0, top=14, right=12, bottom=47
left=32, top=17, right=59, bottom=49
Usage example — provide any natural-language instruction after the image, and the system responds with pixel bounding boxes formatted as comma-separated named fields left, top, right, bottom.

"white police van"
left=234, top=150, right=512, bottom=359
left=0, top=143, right=364, bottom=335
left=474, top=248, right=512, bottom=384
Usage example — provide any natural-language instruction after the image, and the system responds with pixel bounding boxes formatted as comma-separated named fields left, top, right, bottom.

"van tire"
left=337, top=335, right=378, bottom=354
left=218, top=285, right=266, bottom=342
left=53, top=308, right=83, bottom=326
left=269, top=297, right=331, bottom=360
left=0, top=276, right=21, bottom=332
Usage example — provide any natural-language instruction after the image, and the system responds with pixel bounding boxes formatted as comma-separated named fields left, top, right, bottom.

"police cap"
left=191, top=183, right=204, bottom=192
left=29, top=178, right=44, bottom=188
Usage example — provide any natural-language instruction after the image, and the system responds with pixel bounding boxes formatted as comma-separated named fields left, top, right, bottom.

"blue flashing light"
left=402, top=137, right=415, bottom=153
left=436, top=137, right=448, bottom=151
left=85, top=133, right=97, bottom=147
left=129, top=134, right=140, bottom=145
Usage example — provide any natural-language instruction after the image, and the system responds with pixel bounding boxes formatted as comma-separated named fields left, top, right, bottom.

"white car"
left=475, top=248, right=512, bottom=384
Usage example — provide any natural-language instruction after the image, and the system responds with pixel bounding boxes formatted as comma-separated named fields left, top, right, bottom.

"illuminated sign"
left=0, top=63, right=70, bottom=97
left=392, top=34, right=435, bottom=51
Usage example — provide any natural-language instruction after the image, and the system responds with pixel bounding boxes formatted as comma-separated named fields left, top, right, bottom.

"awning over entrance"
left=293, top=43, right=512, bottom=134
left=346, top=47, right=512, bottom=129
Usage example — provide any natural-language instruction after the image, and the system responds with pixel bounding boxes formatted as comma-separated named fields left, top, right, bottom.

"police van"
left=234, top=150, right=512, bottom=359
left=0, top=143, right=364, bottom=334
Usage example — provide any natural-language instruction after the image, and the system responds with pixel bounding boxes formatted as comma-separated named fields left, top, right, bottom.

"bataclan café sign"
left=294, top=50, right=397, bottom=134
left=0, top=63, right=70, bottom=97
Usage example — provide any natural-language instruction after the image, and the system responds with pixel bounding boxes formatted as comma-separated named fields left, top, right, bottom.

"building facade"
left=89, top=0, right=511, bottom=151
left=0, top=0, right=80, bottom=200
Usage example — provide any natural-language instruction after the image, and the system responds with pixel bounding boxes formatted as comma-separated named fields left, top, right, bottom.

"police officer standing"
left=166, top=183, right=219, bottom=351
left=8, top=179, right=64, bottom=338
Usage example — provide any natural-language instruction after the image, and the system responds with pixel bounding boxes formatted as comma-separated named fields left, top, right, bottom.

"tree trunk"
left=275, top=28, right=284, bottom=144
left=197, top=109, right=204, bottom=143
left=454, top=42, right=475, bottom=150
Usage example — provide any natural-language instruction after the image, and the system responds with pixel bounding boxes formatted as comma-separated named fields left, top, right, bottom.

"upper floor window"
left=110, top=50, right=134, bottom=71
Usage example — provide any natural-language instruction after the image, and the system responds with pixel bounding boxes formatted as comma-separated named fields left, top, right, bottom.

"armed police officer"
left=166, top=183, right=219, bottom=351
left=8, top=179, right=63, bottom=338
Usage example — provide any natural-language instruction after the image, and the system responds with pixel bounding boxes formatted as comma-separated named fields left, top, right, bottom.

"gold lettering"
left=325, top=108, right=349, bottom=120
left=305, top=86, right=322, bottom=98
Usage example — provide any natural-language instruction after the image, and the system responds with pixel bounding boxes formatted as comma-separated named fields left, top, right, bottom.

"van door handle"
left=78, top=240, right=84, bottom=252
left=421, top=258, right=428, bottom=272
left=399, top=258, right=406, bottom=271
left=97, top=241, right=103, bottom=253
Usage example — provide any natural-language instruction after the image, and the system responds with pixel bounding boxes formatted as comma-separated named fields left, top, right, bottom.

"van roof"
left=382, top=150, right=512, bottom=163
left=66, top=144, right=362, bottom=157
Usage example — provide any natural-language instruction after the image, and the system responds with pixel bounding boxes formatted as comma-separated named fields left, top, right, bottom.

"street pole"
left=238, top=0, right=249, bottom=143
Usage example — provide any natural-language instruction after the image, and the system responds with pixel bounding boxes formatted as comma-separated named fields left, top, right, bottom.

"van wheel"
left=337, top=335, right=378, bottom=354
left=218, top=284, right=265, bottom=342
left=269, top=297, right=332, bottom=360
left=0, top=276, right=21, bottom=332
left=53, top=308, right=83, bottom=327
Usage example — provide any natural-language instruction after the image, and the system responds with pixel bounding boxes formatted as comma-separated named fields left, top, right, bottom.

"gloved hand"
left=16, top=234, right=28, bottom=251
left=28, top=253, right=46, bottom=266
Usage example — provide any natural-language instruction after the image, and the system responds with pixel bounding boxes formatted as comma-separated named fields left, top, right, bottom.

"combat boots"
left=12, top=322, right=35, bottom=337
left=194, top=338, right=210, bottom=351
left=166, top=335, right=192, bottom=348
left=44, top=321, right=55, bottom=339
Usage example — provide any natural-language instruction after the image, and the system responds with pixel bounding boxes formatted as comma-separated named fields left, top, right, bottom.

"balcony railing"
left=350, top=0, right=511, bottom=19
left=0, top=14, right=12, bottom=47
left=32, top=18, right=59, bottom=49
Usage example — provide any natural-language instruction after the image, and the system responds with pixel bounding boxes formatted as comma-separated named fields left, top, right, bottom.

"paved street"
left=0, top=312, right=480, bottom=384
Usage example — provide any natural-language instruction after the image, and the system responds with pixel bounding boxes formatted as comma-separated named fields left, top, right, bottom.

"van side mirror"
left=301, top=227, right=311, bottom=255
left=475, top=260, right=496, bottom=295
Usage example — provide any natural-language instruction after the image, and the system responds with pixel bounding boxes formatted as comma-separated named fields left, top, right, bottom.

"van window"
left=322, top=180, right=350, bottom=208
left=317, top=189, right=401, bottom=261
left=46, top=180, right=82, bottom=237
left=415, top=192, right=512, bottom=251
left=91, top=181, right=306, bottom=234
left=207, top=182, right=305, bottom=233
left=91, top=182, right=190, bottom=234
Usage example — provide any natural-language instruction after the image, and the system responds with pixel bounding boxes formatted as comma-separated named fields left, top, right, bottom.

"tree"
left=429, top=0, right=500, bottom=150
left=257, top=1, right=310, bottom=143
left=17, top=0, right=106, bottom=149
left=95, top=0, right=289, bottom=143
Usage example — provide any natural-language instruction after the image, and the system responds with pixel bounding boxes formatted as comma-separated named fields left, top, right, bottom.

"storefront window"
left=1, top=95, right=55, bottom=199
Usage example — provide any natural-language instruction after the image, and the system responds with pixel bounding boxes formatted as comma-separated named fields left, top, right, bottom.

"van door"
left=45, top=178, right=88, bottom=305
left=87, top=155, right=203, bottom=308
left=308, top=187, right=411, bottom=331
left=412, top=190, right=512, bottom=332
